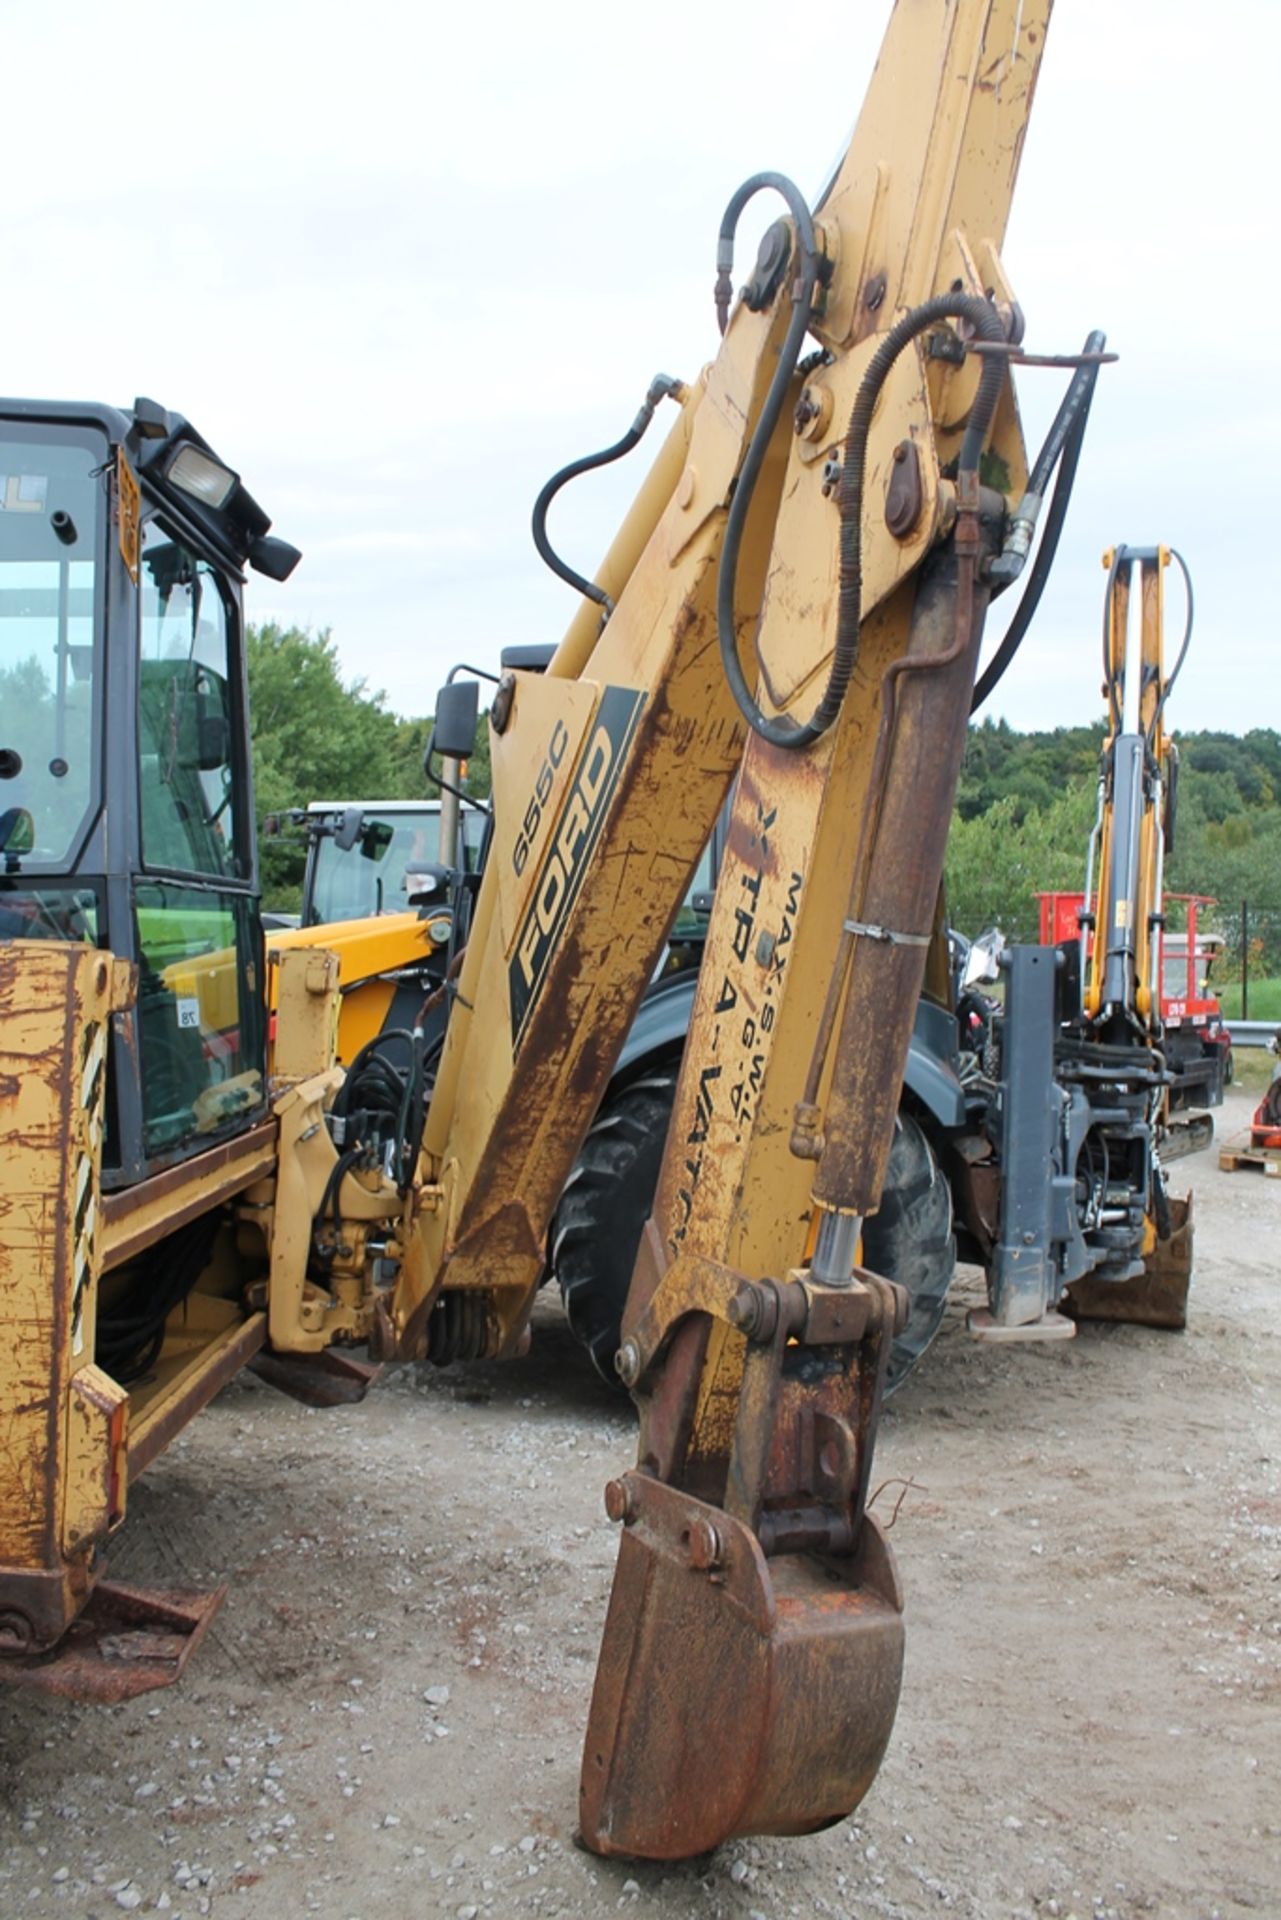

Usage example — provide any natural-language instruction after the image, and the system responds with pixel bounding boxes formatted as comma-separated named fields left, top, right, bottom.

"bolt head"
left=726, top=1286, right=759, bottom=1335
left=615, top=1339, right=641, bottom=1387
left=687, top=1518, right=723, bottom=1571
left=604, top=1479, right=635, bottom=1524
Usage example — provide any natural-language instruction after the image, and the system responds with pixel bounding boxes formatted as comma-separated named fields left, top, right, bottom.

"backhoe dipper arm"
left=1084, top=544, right=1181, bottom=1035
left=387, top=0, right=1054, bottom=1859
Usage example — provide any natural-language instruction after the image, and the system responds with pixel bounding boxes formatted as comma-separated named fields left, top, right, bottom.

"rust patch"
left=580, top=1480, right=902, bottom=1859
left=0, top=1580, right=225, bottom=1702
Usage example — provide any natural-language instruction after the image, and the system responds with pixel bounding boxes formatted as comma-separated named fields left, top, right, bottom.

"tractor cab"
left=299, top=799, right=487, bottom=927
left=0, top=397, right=298, bottom=1185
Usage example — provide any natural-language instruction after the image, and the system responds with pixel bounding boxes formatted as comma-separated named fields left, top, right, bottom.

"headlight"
left=166, top=443, right=238, bottom=509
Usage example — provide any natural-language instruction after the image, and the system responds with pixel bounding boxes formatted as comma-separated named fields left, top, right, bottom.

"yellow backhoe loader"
left=1, top=0, right=1160, bottom=1861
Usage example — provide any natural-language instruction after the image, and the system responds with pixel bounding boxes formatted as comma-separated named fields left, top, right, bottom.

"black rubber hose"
left=1028, top=330, right=1107, bottom=496
left=1147, top=546, right=1194, bottom=741
left=1101, top=543, right=1126, bottom=734
left=531, top=375, right=681, bottom=611
left=333, top=1027, right=415, bottom=1120
left=709, top=176, right=826, bottom=750
left=720, top=290, right=1007, bottom=751
left=317, top=1145, right=363, bottom=1240
left=96, top=1213, right=221, bottom=1384
left=970, top=341, right=1104, bottom=715
left=336, top=1024, right=428, bottom=1193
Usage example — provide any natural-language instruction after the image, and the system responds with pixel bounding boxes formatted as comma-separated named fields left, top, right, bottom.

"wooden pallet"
left=1218, top=1142, right=1281, bottom=1177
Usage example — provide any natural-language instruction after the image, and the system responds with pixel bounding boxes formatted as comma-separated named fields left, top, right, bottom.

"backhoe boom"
left=374, top=0, right=1055, bottom=1857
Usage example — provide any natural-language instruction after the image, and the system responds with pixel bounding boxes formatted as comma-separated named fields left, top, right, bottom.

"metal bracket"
left=0, top=1581, right=226, bottom=1702
left=842, top=918, right=930, bottom=948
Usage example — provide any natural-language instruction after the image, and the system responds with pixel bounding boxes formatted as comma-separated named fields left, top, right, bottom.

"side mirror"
left=359, top=819, right=394, bottom=861
left=248, top=534, right=303, bottom=582
left=428, top=680, right=479, bottom=764
left=405, top=862, right=451, bottom=906
left=334, top=806, right=364, bottom=853
left=195, top=705, right=230, bottom=771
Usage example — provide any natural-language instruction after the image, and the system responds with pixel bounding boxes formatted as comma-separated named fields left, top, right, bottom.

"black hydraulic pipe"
left=720, top=288, right=1006, bottom=752
left=531, top=375, right=682, bottom=613
left=970, top=331, right=1107, bottom=714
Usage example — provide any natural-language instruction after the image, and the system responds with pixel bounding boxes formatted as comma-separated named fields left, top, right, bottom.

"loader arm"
left=374, top=0, right=1056, bottom=1860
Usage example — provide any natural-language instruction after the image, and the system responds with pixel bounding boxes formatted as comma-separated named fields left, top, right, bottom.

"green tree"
left=248, top=624, right=415, bottom=904
left=245, top=624, right=492, bottom=907
left=945, top=780, right=1097, bottom=941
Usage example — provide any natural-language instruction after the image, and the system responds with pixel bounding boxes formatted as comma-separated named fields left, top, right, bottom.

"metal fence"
left=954, top=897, right=1281, bottom=1029
left=1219, top=901, right=1281, bottom=1020
left=1229, top=1021, right=1278, bottom=1050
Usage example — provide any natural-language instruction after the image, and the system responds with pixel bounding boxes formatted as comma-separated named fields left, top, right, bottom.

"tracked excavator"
left=2, top=0, right=1153, bottom=1861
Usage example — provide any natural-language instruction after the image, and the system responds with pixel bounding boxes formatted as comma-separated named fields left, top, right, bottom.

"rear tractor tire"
left=552, top=1076, right=954, bottom=1393
left=552, top=1074, right=677, bottom=1387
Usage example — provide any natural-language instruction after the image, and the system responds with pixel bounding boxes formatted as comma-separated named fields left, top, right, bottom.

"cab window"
left=0, top=426, right=103, bottom=870
left=138, top=522, right=243, bottom=880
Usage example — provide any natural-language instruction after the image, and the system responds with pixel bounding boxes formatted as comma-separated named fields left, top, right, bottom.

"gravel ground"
left=1, top=1085, right=1277, bottom=1920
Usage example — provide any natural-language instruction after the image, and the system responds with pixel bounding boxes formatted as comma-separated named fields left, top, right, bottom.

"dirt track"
left=1, top=1084, right=1277, bottom=1920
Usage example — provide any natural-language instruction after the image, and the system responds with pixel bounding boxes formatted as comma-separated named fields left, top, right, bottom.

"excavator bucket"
left=1064, top=1193, right=1193, bottom=1330
left=579, top=1477, right=903, bottom=1860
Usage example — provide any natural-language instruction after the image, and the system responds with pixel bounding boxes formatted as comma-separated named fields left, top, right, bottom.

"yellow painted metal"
left=100, top=1122, right=278, bottom=1273
left=397, top=292, right=792, bottom=1355
left=0, top=942, right=120, bottom=1651
left=266, top=912, right=440, bottom=1066
left=1133, top=549, right=1169, bottom=1022
left=0, top=0, right=1058, bottom=1749
left=549, top=385, right=701, bottom=682
left=124, top=1299, right=266, bottom=1482
left=1085, top=545, right=1171, bottom=1022
left=268, top=945, right=342, bottom=1085
left=63, top=1366, right=127, bottom=1558
left=389, top=0, right=1047, bottom=1372
left=249, top=950, right=400, bottom=1353
left=0, top=938, right=346, bottom=1653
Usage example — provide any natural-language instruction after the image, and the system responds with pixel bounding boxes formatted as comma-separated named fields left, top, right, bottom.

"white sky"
left=6, top=0, right=1277, bottom=739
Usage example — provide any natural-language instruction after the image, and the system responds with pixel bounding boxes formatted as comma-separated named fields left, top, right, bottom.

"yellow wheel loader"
left=0, top=0, right=1147, bottom=1861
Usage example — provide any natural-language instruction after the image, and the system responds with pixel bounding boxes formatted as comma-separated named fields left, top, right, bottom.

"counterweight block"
left=578, top=1477, right=904, bottom=1860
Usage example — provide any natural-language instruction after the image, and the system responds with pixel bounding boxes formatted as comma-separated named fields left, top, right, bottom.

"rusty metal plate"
left=0, top=1580, right=225, bottom=1702
left=249, top=1346, right=383, bottom=1407
left=579, top=1477, right=903, bottom=1860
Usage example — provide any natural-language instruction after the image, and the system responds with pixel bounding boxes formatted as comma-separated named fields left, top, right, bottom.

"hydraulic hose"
left=970, top=331, right=1107, bottom=714
left=1101, top=542, right=1126, bottom=735
left=330, top=1025, right=425, bottom=1195
left=719, top=289, right=1007, bottom=751
left=712, top=174, right=821, bottom=747
left=531, top=374, right=684, bottom=613
left=1027, top=331, right=1108, bottom=496
left=1147, top=546, right=1194, bottom=741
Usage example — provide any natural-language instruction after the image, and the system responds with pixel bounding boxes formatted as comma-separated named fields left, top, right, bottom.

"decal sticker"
left=508, top=685, right=645, bottom=1045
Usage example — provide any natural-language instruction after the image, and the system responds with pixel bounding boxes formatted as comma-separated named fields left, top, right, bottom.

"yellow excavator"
left=0, top=0, right=1145, bottom=1860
